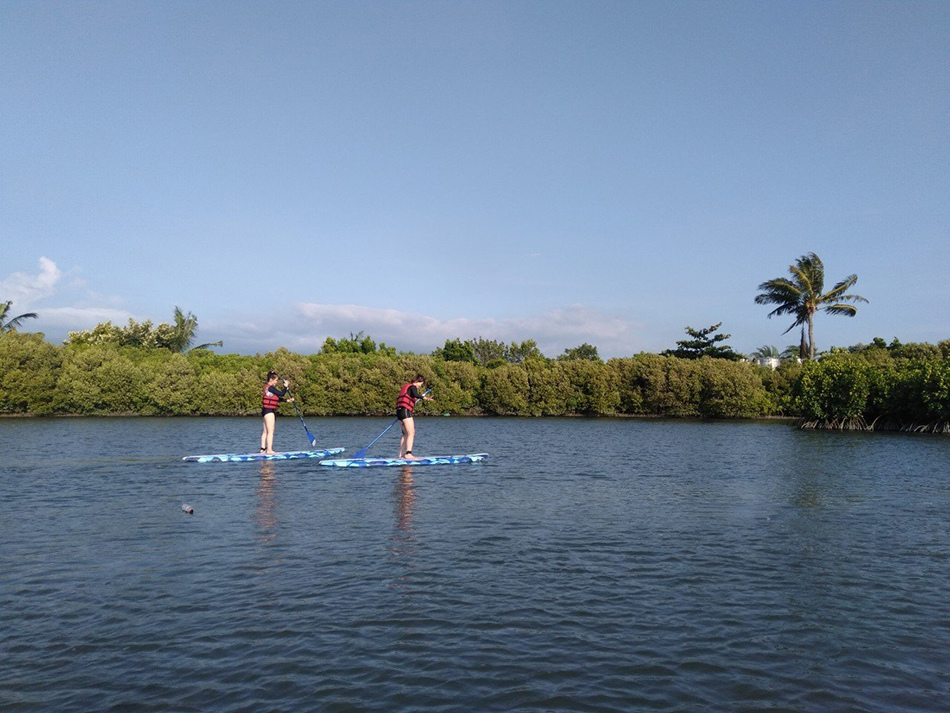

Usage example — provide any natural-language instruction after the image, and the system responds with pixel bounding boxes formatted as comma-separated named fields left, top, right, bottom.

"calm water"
left=1, top=417, right=948, bottom=712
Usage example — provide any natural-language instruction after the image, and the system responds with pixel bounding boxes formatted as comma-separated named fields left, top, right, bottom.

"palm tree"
left=755, top=253, right=867, bottom=360
left=780, top=343, right=803, bottom=361
left=752, top=345, right=780, bottom=358
left=168, top=306, right=222, bottom=352
left=0, top=301, right=38, bottom=332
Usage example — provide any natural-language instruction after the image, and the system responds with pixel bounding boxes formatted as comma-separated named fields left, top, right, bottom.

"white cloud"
left=0, top=256, right=63, bottom=306
left=1, top=257, right=136, bottom=339
left=4, top=257, right=646, bottom=357
left=282, top=302, right=644, bottom=358
left=38, top=306, right=135, bottom=329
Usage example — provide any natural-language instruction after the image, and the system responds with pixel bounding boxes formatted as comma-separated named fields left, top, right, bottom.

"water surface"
left=1, top=417, right=948, bottom=711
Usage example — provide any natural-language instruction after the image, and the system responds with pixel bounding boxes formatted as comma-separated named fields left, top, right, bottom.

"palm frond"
left=764, top=303, right=801, bottom=319
left=0, top=301, right=39, bottom=332
left=822, top=274, right=866, bottom=302
left=754, top=278, right=802, bottom=305
left=796, top=252, right=824, bottom=292
left=4, top=313, right=39, bottom=330
left=822, top=304, right=859, bottom=317
left=780, top=316, right=806, bottom=334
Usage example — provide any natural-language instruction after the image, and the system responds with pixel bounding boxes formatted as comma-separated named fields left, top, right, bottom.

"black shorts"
left=396, top=407, right=412, bottom=421
left=262, top=408, right=278, bottom=417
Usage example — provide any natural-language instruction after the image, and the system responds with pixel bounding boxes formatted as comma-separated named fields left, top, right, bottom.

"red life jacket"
left=262, top=385, right=281, bottom=411
left=396, top=383, right=417, bottom=412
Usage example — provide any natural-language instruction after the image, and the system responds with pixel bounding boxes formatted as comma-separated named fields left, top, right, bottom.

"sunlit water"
left=1, top=417, right=948, bottom=712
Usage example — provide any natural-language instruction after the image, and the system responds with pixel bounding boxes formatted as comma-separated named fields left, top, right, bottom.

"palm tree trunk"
left=808, top=314, right=816, bottom=360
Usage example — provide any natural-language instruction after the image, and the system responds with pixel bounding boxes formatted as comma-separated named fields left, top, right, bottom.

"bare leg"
left=398, top=419, right=409, bottom=458
left=399, top=417, right=419, bottom=460
left=262, top=412, right=277, bottom=454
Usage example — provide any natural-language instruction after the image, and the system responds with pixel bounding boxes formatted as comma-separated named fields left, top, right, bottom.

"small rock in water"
left=182, top=504, right=194, bottom=514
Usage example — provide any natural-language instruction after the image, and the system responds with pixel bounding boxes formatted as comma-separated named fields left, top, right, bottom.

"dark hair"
left=413, top=373, right=426, bottom=384
left=267, top=370, right=279, bottom=380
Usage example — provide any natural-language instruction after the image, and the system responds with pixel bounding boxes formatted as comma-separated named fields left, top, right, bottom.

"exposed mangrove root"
left=800, top=418, right=950, bottom=434
left=800, top=416, right=871, bottom=431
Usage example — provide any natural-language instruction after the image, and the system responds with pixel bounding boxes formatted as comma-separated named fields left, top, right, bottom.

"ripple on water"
left=2, top=417, right=950, bottom=711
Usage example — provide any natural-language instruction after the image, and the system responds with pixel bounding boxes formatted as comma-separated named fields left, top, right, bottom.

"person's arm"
left=269, top=385, right=291, bottom=401
left=408, top=385, right=432, bottom=401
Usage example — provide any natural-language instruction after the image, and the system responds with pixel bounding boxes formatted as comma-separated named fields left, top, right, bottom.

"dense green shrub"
left=793, top=355, right=872, bottom=426
left=2, top=331, right=948, bottom=429
left=696, top=358, right=770, bottom=418
left=791, top=349, right=950, bottom=431
left=0, top=332, right=62, bottom=415
left=478, top=363, right=530, bottom=416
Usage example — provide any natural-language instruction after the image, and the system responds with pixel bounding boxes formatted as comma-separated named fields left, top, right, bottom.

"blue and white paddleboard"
left=183, top=447, right=345, bottom=463
left=319, top=453, right=488, bottom=468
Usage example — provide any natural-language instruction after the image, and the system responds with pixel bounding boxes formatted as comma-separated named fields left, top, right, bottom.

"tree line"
left=2, top=330, right=947, bottom=431
left=5, top=252, right=947, bottom=431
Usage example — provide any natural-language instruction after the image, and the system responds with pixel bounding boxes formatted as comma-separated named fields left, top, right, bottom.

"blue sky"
left=3, top=1, right=948, bottom=358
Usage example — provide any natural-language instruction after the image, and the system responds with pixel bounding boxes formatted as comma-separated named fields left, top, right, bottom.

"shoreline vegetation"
left=2, top=331, right=949, bottom=434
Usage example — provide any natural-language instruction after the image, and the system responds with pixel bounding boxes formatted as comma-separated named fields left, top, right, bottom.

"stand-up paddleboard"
left=319, top=453, right=488, bottom=468
left=183, top=448, right=345, bottom=463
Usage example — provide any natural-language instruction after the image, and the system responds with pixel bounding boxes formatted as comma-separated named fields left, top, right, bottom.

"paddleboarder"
left=260, top=371, right=294, bottom=455
left=396, top=374, right=433, bottom=460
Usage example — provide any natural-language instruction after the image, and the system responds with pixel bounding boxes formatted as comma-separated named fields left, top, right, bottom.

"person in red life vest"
left=260, top=370, right=294, bottom=454
left=396, top=374, right=433, bottom=460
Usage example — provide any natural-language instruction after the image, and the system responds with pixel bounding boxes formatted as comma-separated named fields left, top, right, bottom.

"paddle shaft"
left=279, top=379, right=317, bottom=447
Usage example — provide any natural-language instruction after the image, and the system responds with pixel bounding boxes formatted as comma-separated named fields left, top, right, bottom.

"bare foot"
left=404, top=454, right=420, bottom=461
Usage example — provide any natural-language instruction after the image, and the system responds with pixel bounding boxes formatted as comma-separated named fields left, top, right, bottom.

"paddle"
left=279, top=378, right=318, bottom=448
left=353, top=388, right=431, bottom=458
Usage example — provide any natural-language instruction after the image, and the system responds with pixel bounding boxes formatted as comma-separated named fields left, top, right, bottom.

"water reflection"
left=390, top=466, right=416, bottom=562
left=791, top=474, right=825, bottom=510
left=254, top=462, right=279, bottom=548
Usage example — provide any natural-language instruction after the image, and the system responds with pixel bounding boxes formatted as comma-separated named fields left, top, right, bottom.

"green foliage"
left=433, top=337, right=545, bottom=366
left=635, top=354, right=702, bottom=416
left=755, top=253, right=867, bottom=360
left=759, top=361, right=802, bottom=415
left=0, top=332, right=61, bottom=414
left=433, top=338, right=476, bottom=363
left=789, top=347, right=950, bottom=430
left=431, top=360, right=480, bottom=413
left=4, top=330, right=949, bottom=429
left=478, top=363, right=530, bottom=415
left=663, top=323, right=743, bottom=361
left=146, top=354, right=199, bottom=415
left=321, top=332, right=396, bottom=357
left=65, top=307, right=221, bottom=352
left=470, top=337, right=508, bottom=366
left=608, top=357, right=646, bottom=414
left=912, top=359, right=950, bottom=422
left=558, top=359, right=621, bottom=415
left=558, top=343, right=601, bottom=362
left=52, top=345, right=114, bottom=414
left=195, top=369, right=259, bottom=416
left=506, top=339, right=544, bottom=364
left=696, top=358, right=769, bottom=418
left=523, top=358, right=570, bottom=416
left=793, top=355, right=873, bottom=425
left=0, top=301, right=39, bottom=332
left=305, top=353, right=377, bottom=415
